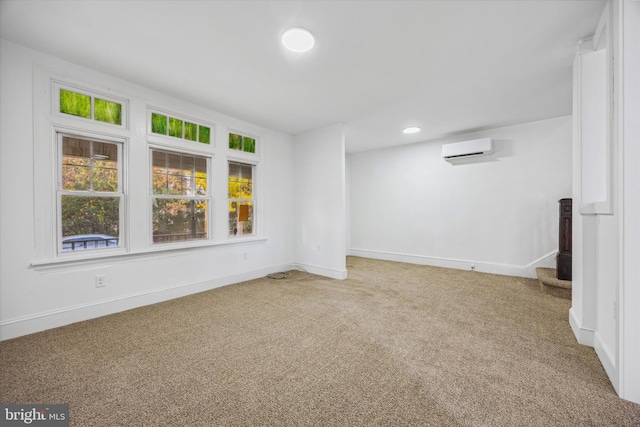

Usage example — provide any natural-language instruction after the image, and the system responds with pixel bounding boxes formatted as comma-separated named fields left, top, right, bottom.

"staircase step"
left=536, top=267, right=571, bottom=300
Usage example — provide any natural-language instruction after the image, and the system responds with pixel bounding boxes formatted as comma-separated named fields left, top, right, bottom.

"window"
left=151, top=149, right=210, bottom=243
left=150, top=112, right=211, bottom=144
left=229, top=132, right=256, bottom=154
left=58, top=134, right=123, bottom=252
left=228, top=162, right=255, bottom=236
left=57, top=86, right=124, bottom=126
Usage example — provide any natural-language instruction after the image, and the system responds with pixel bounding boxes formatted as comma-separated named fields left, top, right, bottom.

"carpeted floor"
left=1, top=256, right=639, bottom=426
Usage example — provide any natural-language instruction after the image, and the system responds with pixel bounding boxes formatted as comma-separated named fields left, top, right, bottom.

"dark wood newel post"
left=557, top=198, right=572, bottom=281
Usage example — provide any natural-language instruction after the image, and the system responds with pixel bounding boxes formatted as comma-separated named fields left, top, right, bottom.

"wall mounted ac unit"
left=442, top=137, right=493, bottom=160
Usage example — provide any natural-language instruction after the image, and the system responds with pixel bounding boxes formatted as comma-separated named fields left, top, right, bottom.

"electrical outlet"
left=471, top=264, right=476, bottom=271
left=95, top=274, right=106, bottom=288
left=243, top=252, right=248, bottom=261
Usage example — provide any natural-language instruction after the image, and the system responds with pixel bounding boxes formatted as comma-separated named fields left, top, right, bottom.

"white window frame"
left=227, top=129, right=260, bottom=158
left=149, top=145, right=213, bottom=247
left=56, top=131, right=125, bottom=255
left=147, top=107, right=216, bottom=148
left=52, top=81, right=129, bottom=129
left=227, top=159, right=258, bottom=238
left=31, top=69, right=132, bottom=265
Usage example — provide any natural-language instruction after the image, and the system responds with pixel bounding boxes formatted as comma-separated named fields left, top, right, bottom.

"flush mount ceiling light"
left=282, top=27, right=315, bottom=52
left=402, top=126, right=421, bottom=134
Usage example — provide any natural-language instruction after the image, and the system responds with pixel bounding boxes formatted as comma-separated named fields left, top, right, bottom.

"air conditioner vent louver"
left=442, top=137, right=493, bottom=161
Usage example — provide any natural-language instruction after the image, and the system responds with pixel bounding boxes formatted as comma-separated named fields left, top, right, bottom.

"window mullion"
left=89, top=140, right=95, bottom=192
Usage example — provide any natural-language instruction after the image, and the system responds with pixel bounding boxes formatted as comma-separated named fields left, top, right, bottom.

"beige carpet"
left=1, top=256, right=639, bottom=426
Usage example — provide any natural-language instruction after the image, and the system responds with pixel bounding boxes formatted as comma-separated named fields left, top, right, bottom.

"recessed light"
left=282, top=27, right=315, bottom=52
left=403, top=126, right=421, bottom=134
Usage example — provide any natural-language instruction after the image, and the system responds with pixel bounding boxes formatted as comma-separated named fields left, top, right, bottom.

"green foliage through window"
left=229, top=132, right=256, bottom=153
left=59, top=135, right=121, bottom=252
left=152, top=113, right=167, bottom=134
left=198, top=126, right=210, bottom=144
left=61, top=196, right=120, bottom=238
left=150, top=111, right=211, bottom=145
left=94, top=98, right=122, bottom=125
left=60, top=90, right=91, bottom=119
left=228, top=162, right=254, bottom=236
left=59, top=89, right=122, bottom=125
left=151, top=149, right=209, bottom=244
left=169, top=118, right=183, bottom=138
left=184, top=122, right=197, bottom=141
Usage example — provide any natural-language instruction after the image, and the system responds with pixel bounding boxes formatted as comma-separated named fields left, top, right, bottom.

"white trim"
left=0, top=262, right=289, bottom=341
left=579, top=200, right=614, bottom=215
left=146, top=135, right=215, bottom=156
left=53, top=80, right=129, bottom=130
left=593, top=5, right=608, bottom=51
left=575, top=3, right=614, bottom=216
left=525, top=250, right=559, bottom=277
left=576, top=37, right=594, bottom=55
left=294, top=262, right=348, bottom=280
left=569, top=307, right=595, bottom=347
left=619, top=0, right=640, bottom=404
left=348, top=248, right=543, bottom=278
left=29, top=237, right=268, bottom=272
left=595, top=330, right=618, bottom=391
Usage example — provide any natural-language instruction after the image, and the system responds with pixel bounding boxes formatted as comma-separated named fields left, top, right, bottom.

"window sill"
left=30, top=237, right=267, bottom=272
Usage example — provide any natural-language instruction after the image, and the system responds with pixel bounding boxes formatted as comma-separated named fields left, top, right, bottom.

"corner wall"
left=620, top=0, right=640, bottom=404
left=570, top=0, right=640, bottom=404
left=293, top=125, right=347, bottom=279
left=347, top=116, right=572, bottom=277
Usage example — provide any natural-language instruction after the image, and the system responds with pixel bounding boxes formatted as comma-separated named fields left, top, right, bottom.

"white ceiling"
left=0, top=0, right=604, bottom=153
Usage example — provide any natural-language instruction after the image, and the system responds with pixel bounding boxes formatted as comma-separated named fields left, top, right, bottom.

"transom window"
left=58, top=134, right=123, bottom=252
left=151, top=149, right=210, bottom=244
left=150, top=111, right=211, bottom=145
left=229, top=132, right=256, bottom=154
left=56, top=83, right=125, bottom=127
left=228, top=162, right=255, bottom=236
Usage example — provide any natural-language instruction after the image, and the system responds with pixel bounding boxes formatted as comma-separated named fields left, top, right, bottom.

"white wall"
left=293, top=125, right=347, bottom=279
left=571, top=0, right=621, bottom=388
left=570, top=35, right=607, bottom=348
left=0, top=40, right=295, bottom=340
left=620, top=0, right=640, bottom=404
left=570, top=0, right=640, bottom=404
left=348, top=116, right=572, bottom=277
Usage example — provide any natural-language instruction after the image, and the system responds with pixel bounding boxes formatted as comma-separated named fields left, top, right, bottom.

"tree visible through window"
left=151, top=112, right=211, bottom=144
left=229, top=132, right=255, bottom=153
left=59, top=135, right=121, bottom=252
left=151, top=149, right=209, bottom=243
left=59, top=89, right=122, bottom=125
left=228, top=162, right=254, bottom=236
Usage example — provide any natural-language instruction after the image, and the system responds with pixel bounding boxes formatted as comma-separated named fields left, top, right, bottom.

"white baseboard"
left=569, top=307, right=595, bottom=347
left=525, top=251, right=558, bottom=277
left=594, top=331, right=619, bottom=393
left=0, top=264, right=291, bottom=341
left=349, top=248, right=544, bottom=278
left=293, top=262, right=348, bottom=280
